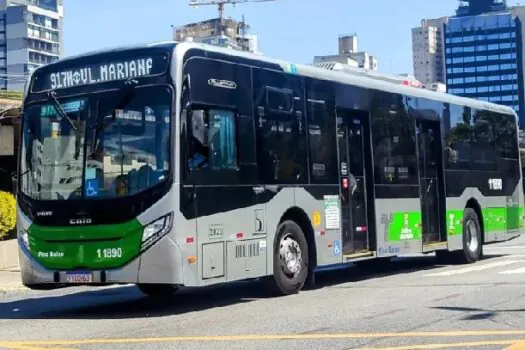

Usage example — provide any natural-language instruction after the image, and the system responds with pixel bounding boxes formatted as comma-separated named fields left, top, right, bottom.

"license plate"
left=66, top=272, right=93, bottom=283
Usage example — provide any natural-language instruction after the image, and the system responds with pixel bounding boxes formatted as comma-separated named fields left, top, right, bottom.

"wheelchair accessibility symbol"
left=333, top=240, right=341, bottom=256
left=85, top=179, right=98, bottom=197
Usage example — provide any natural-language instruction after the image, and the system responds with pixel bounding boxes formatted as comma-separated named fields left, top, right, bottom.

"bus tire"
left=457, top=208, right=482, bottom=264
left=271, top=220, right=309, bottom=295
left=137, top=283, right=178, bottom=297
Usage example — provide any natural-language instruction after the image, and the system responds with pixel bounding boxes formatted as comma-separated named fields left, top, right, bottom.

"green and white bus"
left=16, top=41, right=524, bottom=296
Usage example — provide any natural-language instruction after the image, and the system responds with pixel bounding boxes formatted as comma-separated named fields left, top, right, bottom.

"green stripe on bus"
left=446, top=207, right=524, bottom=236
left=483, top=207, right=507, bottom=233
left=388, top=207, right=524, bottom=241
left=445, top=209, right=464, bottom=236
left=27, top=219, right=143, bottom=270
left=387, top=212, right=422, bottom=241
left=503, top=206, right=524, bottom=231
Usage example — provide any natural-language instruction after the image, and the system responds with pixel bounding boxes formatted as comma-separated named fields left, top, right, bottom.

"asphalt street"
left=1, top=236, right=525, bottom=350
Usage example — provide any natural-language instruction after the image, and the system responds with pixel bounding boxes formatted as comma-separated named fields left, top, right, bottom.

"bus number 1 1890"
left=96, top=248, right=123, bottom=259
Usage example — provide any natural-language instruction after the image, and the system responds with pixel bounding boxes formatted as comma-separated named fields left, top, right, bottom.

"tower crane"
left=188, top=0, right=276, bottom=22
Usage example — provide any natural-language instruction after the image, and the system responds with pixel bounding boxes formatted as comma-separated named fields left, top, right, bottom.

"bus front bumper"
left=18, top=235, right=184, bottom=288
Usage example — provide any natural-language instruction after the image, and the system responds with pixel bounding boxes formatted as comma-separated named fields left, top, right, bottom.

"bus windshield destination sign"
left=31, top=53, right=168, bottom=92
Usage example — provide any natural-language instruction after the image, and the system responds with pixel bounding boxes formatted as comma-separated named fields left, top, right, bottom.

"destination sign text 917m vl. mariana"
left=31, top=54, right=168, bottom=92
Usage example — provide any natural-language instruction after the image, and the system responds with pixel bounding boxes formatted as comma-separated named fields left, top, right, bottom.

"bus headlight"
left=141, top=213, right=173, bottom=252
left=19, top=230, right=29, bottom=251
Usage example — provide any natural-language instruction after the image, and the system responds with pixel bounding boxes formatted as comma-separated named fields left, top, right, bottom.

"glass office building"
left=444, top=10, right=523, bottom=126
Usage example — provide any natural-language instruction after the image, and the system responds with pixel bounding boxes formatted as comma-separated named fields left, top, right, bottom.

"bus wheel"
left=458, top=208, right=482, bottom=264
left=272, top=220, right=309, bottom=295
left=137, top=284, right=178, bottom=298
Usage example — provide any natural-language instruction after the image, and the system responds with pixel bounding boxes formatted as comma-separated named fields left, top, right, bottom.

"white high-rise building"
left=0, top=0, right=64, bottom=91
left=411, top=17, right=448, bottom=85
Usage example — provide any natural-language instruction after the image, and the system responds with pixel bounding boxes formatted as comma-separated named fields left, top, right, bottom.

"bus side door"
left=335, top=108, right=372, bottom=255
left=416, top=117, right=446, bottom=245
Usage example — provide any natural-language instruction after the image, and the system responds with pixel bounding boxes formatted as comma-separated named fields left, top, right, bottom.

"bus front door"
left=417, top=118, right=446, bottom=245
left=336, top=109, right=372, bottom=256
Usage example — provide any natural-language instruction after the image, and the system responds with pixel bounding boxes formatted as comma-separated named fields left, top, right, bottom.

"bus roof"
left=174, top=41, right=517, bottom=117
left=31, top=40, right=517, bottom=118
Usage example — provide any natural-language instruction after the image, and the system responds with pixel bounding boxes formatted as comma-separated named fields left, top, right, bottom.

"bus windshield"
left=20, top=85, right=172, bottom=201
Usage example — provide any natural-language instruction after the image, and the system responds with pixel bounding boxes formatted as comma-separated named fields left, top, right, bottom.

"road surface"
left=1, top=237, right=525, bottom=349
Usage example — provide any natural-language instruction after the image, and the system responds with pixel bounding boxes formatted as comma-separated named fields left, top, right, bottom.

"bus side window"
left=188, top=109, right=238, bottom=171
left=208, top=109, right=238, bottom=170
left=188, top=109, right=209, bottom=170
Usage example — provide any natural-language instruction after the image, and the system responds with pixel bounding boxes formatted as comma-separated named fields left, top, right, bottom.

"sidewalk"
left=0, top=269, right=24, bottom=292
left=0, top=238, right=19, bottom=271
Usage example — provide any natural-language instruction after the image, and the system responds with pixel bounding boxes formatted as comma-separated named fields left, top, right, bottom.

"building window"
left=501, top=63, right=516, bottom=70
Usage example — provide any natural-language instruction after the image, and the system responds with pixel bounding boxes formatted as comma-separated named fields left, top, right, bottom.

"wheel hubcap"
left=279, top=233, right=303, bottom=277
left=466, top=219, right=479, bottom=252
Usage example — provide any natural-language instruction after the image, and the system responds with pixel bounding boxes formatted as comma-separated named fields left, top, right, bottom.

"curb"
left=0, top=267, right=19, bottom=272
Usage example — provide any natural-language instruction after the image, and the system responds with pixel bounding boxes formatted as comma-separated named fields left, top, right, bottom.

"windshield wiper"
left=90, top=79, right=139, bottom=157
left=47, top=91, right=78, bottom=132
left=47, top=90, right=83, bottom=160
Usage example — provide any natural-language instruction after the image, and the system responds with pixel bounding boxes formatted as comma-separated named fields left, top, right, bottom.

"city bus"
left=15, top=41, right=524, bottom=297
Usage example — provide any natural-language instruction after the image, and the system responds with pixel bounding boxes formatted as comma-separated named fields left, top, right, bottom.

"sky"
left=62, top=0, right=523, bottom=75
